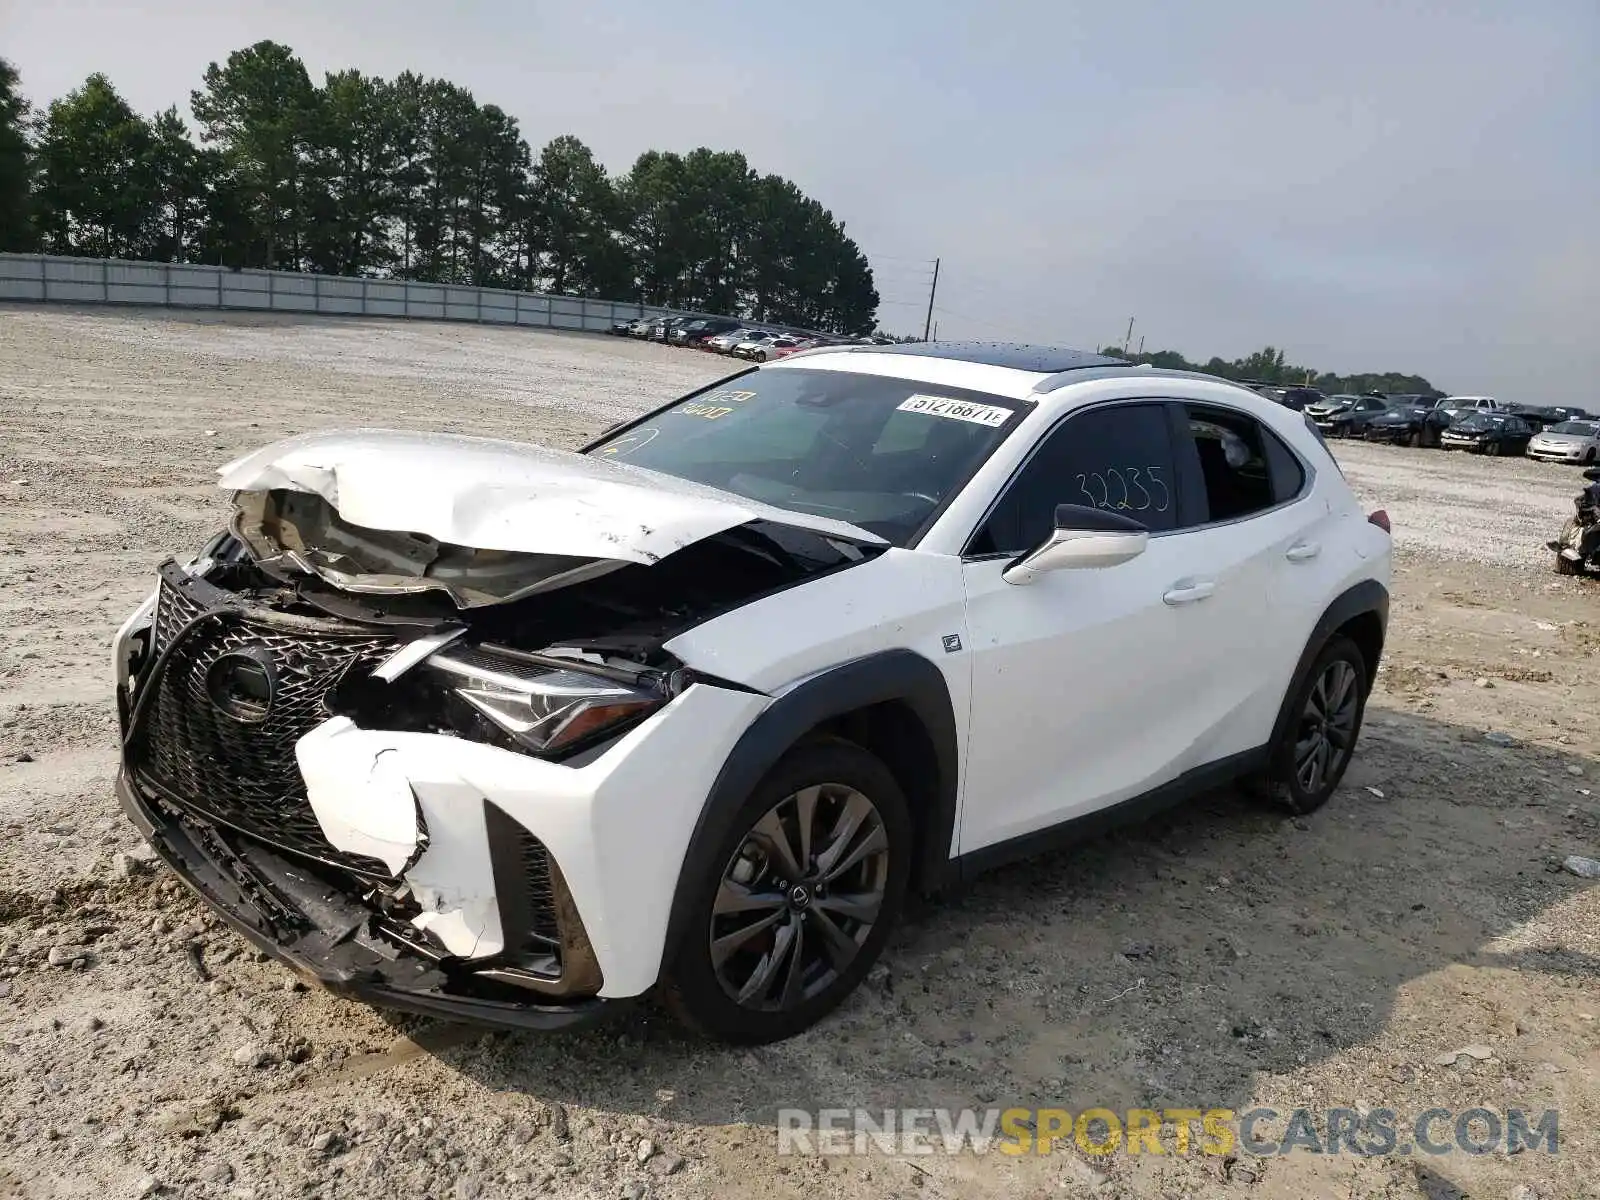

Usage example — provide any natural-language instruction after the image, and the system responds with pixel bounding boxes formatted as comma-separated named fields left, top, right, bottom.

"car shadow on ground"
left=410, top=704, right=1595, bottom=1135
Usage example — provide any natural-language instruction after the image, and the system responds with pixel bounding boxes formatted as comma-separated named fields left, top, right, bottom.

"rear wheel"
left=1255, top=636, right=1368, bottom=815
left=1486, top=441, right=1502, bottom=456
left=1408, top=430, right=1423, bottom=448
left=662, top=739, right=910, bottom=1043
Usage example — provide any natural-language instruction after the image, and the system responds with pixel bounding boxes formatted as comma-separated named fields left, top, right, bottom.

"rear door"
left=1169, top=403, right=1337, bottom=760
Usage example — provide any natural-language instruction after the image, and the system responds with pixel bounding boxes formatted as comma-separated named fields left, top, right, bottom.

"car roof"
left=811, top=341, right=1130, bottom=373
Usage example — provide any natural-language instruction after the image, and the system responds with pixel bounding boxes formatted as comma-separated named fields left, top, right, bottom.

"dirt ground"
left=0, top=307, right=1595, bottom=1200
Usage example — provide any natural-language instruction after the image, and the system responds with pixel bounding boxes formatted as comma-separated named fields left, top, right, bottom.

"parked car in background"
left=1276, top=387, right=1325, bottom=412
left=1527, top=419, right=1600, bottom=464
left=771, top=338, right=820, bottom=359
left=1364, top=401, right=1454, bottom=448
left=1318, top=395, right=1390, bottom=438
left=670, top=318, right=745, bottom=348
left=1440, top=412, right=1535, bottom=456
left=706, top=329, right=763, bottom=354
left=1366, top=392, right=1437, bottom=410
left=1305, top=394, right=1360, bottom=419
left=1306, top=395, right=1385, bottom=437
left=734, top=335, right=808, bottom=362
left=1508, top=404, right=1592, bottom=434
left=1434, top=395, right=1501, bottom=416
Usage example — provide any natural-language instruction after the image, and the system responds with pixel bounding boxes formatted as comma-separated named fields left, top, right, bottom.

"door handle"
left=1285, top=541, right=1322, bottom=563
left=1163, top=579, right=1215, bottom=606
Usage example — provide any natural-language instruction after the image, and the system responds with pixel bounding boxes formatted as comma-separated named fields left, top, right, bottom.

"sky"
left=4, top=0, right=1597, bottom=401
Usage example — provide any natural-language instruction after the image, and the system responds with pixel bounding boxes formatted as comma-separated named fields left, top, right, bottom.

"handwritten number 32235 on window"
left=1076, top=467, right=1170, bottom=514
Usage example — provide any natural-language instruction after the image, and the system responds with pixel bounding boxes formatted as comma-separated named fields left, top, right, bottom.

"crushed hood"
left=219, top=429, right=883, bottom=608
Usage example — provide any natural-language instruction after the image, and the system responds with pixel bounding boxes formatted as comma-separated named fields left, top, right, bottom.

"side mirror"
left=1002, top=504, right=1149, bottom=585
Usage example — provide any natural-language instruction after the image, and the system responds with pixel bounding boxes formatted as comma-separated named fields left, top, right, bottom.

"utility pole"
left=1123, top=317, right=1135, bottom=353
left=922, top=257, right=940, bottom=342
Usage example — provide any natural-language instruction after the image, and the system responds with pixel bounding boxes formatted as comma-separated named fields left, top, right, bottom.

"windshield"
left=1454, top=414, right=1504, bottom=432
left=588, top=369, right=1026, bottom=546
left=1550, top=421, right=1599, bottom=436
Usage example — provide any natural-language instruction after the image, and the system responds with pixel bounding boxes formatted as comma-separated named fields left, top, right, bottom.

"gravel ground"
left=0, top=307, right=1596, bottom=1200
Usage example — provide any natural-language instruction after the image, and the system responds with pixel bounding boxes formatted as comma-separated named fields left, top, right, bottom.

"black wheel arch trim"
left=1266, top=578, right=1389, bottom=756
left=661, top=649, right=959, bottom=972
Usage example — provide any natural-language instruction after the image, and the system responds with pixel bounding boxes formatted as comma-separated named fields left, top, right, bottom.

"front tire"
left=1486, top=441, right=1501, bottom=456
left=1256, top=636, right=1369, bottom=815
left=661, top=739, right=910, bottom=1043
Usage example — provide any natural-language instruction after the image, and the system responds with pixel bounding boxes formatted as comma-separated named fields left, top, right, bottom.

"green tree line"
left=1100, top=343, right=1442, bottom=398
left=0, top=45, right=880, bottom=333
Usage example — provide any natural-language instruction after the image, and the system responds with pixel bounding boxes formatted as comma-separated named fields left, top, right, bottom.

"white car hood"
left=218, top=428, right=884, bottom=567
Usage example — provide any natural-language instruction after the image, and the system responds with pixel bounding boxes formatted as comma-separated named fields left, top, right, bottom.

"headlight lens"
left=427, top=646, right=664, bottom=755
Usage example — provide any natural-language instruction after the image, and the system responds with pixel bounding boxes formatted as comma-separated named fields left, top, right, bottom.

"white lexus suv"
left=113, top=343, right=1390, bottom=1043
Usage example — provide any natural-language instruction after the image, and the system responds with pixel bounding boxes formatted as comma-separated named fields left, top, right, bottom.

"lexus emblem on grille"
left=206, top=648, right=278, bottom=724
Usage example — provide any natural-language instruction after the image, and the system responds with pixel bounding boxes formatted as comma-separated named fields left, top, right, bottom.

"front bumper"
left=1528, top=445, right=1586, bottom=462
left=118, top=769, right=618, bottom=1031
left=113, top=568, right=772, bottom=1015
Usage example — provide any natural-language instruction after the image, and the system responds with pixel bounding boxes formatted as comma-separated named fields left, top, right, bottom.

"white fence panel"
left=0, top=253, right=829, bottom=342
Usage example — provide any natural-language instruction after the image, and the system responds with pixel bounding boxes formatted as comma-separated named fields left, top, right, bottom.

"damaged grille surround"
left=130, top=562, right=406, bottom=875
left=121, top=560, right=604, bottom=1009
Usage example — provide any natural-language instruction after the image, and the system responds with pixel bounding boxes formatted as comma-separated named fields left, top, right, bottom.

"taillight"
left=1368, top=509, right=1391, bottom=533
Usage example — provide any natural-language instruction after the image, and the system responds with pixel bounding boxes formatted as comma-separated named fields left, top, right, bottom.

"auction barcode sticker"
left=896, top=395, right=1013, bottom=427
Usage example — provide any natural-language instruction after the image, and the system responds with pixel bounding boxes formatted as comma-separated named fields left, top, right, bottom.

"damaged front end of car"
left=113, top=430, right=882, bottom=1030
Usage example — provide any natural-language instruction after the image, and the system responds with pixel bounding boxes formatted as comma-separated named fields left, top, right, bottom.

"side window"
left=970, top=403, right=1178, bottom=556
left=1180, top=406, right=1276, bottom=523
left=1261, top=427, right=1307, bottom=503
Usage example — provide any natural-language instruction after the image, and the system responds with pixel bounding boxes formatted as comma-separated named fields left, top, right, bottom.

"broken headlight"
left=425, top=645, right=664, bottom=756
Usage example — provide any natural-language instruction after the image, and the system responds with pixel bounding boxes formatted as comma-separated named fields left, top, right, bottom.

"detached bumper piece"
left=120, top=772, right=616, bottom=1030
left=119, top=562, right=619, bottom=1032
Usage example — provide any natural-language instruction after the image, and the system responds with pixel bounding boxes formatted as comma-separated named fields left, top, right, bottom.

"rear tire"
left=1254, top=636, right=1369, bottom=816
left=1408, top=430, right=1423, bottom=448
left=1486, top=441, right=1501, bottom=457
left=661, top=738, right=910, bottom=1044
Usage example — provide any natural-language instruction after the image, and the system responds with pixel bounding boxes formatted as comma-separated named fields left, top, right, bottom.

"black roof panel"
left=854, top=341, right=1129, bottom=373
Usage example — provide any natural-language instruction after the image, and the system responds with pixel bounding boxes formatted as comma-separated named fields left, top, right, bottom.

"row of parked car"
left=1253, top=385, right=1598, bottom=464
left=607, top=315, right=892, bottom=362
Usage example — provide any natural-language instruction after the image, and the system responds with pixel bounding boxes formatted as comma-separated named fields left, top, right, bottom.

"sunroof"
left=853, top=342, right=1129, bottom=373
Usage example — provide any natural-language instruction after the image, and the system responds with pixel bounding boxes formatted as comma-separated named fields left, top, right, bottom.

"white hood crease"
left=219, top=428, right=883, bottom=565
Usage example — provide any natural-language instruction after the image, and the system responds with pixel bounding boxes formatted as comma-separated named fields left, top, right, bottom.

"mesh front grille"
left=133, top=577, right=401, bottom=875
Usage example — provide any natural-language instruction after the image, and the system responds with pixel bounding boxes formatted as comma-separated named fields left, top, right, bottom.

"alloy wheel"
left=709, top=784, right=889, bottom=1011
left=1294, top=659, right=1359, bottom=795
